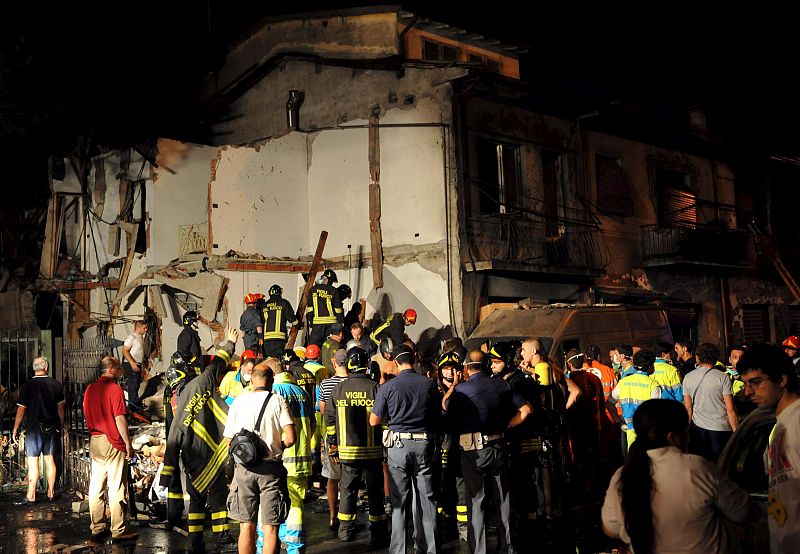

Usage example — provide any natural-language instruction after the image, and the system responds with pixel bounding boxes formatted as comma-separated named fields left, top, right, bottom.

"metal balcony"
left=464, top=213, right=610, bottom=275
left=641, top=224, right=754, bottom=268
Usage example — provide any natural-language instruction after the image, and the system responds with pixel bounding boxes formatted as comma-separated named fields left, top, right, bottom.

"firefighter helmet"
left=282, top=349, right=300, bottom=365
left=783, top=335, right=800, bottom=350
left=305, top=344, right=321, bottom=360
left=345, top=347, right=369, bottom=372
left=182, top=310, right=198, bottom=327
left=403, top=308, right=417, bottom=325
left=487, top=341, right=515, bottom=370
left=167, top=351, right=191, bottom=390
left=244, top=293, right=264, bottom=305
left=438, top=349, right=463, bottom=369
left=379, top=337, right=394, bottom=358
left=322, top=269, right=338, bottom=284
left=337, top=284, right=352, bottom=300
left=240, top=349, right=257, bottom=363
left=269, top=284, right=282, bottom=297
left=345, top=338, right=363, bottom=352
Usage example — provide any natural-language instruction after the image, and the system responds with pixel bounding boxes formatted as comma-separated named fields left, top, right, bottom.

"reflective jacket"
left=325, top=373, right=382, bottom=461
left=262, top=296, right=298, bottom=341
left=161, top=341, right=233, bottom=494
left=219, top=369, right=253, bottom=406
left=305, top=283, right=343, bottom=326
left=369, top=312, right=405, bottom=347
left=272, top=372, right=314, bottom=476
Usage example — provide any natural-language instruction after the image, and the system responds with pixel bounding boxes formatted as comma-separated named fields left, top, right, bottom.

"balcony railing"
left=465, top=214, right=610, bottom=271
left=641, top=223, right=753, bottom=267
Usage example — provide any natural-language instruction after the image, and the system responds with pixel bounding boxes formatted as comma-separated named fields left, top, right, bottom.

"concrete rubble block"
left=72, top=500, right=89, bottom=513
left=153, top=272, right=226, bottom=321
left=62, top=545, right=96, bottom=553
left=44, top=545, right=69, bottom=552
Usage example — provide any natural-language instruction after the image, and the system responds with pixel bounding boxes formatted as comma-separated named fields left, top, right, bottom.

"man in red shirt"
left=84, top=356, right=137, bottom=542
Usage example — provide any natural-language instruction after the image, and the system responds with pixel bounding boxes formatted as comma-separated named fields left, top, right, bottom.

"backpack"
left=230, top=392, right=273, bottom=467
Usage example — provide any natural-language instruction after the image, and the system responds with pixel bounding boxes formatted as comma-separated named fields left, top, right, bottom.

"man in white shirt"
left=739, top=343, right=800, bottom=554
left=224, top=363, right=295, bottom=554
left=121, top=321, right=147, bottom=413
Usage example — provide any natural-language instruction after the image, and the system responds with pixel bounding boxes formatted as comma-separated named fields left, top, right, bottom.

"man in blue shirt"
left=370, top=345, right=439, bottom=554
left=442, top=349, right=532, bottom=554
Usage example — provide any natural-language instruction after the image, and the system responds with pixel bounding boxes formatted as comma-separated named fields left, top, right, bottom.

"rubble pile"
left=130, top=424, right=166, bottom=502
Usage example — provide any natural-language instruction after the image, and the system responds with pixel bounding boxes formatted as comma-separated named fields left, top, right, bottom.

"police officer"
left=370, top=345, right=439, bottom=554
left=442, top=349, right=532, bottom=554
left=435, top=349, right=470, bottom=542
left=239, top=293, right=264, bottom=354
left=369, top=308, right=417, bottom=349
left=177, top=310, right=203, bottom=363
left=487, top=342, right=542, bottom=542
left=306, top=269, right=343, bottom=347
left=263, top=284, right=299, bottom=358
left=324, top=347, right=388, bottom=546
left=160, top=327, right=239, bottom=553
left=268, top=357, right=315, bottom=554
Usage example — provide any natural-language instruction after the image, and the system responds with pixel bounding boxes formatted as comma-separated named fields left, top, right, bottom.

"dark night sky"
left=2, top=2, right=798, bottom=210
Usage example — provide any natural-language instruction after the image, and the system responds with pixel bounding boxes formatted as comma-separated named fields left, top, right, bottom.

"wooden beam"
left=287, top=231, right=328, bottom=349
left=220, top=261, right=313, bottom=272
left=109, top=222, right=139, bottom=330
left=368, top=107, right=384, bottom=289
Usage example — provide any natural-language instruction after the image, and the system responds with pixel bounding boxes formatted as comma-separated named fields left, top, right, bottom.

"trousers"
left=461, top=441, right=512, bottom=554
left=387, top=439, right=438, bottom=554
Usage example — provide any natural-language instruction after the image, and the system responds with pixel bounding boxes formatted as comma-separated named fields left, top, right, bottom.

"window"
left=788, top=305, right=800, bottom=336
left=468, top=53, right=502, bottom=73
left=542, top=149, right=568, bottom=237
left=655, top=168, right=696, bottom=227
left=422, top=39, right=459, bottom=62
left=595, top=155, right=631, bottom=216
left=743, top=304, right=770, bottom=345
left=476, top=138, right=520, bottom=214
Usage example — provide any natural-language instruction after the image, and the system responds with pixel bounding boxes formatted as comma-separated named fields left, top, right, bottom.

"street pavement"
left=0, top=484, right=613, bottom=553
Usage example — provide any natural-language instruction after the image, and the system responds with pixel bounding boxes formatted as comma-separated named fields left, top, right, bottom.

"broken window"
left=476, top=137, right=520, bottom=214
left=655, top=168, right=696, bottom=227
left=542, top=149, right=569, bottom=236
left=595, top=155, right=631, bottom=216
left=422, top=39, right=459, bottom=62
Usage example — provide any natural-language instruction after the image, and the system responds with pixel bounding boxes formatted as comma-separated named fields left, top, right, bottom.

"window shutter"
left=595, top=155, right=630, bottom=215
left=742, top=304, right=770, bottom=345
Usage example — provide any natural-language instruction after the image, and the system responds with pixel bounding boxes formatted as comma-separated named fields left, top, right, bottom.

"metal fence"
left=0, top=329, right=41, bottom=483
left=62, top=335, right=113, bottom=493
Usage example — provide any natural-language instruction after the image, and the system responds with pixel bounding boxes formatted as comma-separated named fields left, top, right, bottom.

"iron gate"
left=63, top=335, right=113, bottom=492
left=0, top=329, right=41, bottom=483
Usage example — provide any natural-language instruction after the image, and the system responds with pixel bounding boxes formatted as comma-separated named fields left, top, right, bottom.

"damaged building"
left=36, top=6, right=800, bottom=377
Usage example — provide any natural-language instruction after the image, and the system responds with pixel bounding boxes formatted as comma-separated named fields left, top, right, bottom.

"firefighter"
left=161, top=350, right=201, bottom=530
left=160, top=327, right=239, bottom=553
left=324, top=347, right=388, bottom=546
left=240, top=293, right=264, bottom=354
left=306, top=269, right=343, bottom=347
left=263, top=284, right=300, bottom=358
left=435, top=349, right=470, bottom=543
left=487, top=342, right=542, bottom=542
left=321, top=323, right=344, bottom=377
left=177, top=310, right=203, bottom=364
left=268, top=357, right=315, bottom=554
left=369, top=308, right=417, bottom=349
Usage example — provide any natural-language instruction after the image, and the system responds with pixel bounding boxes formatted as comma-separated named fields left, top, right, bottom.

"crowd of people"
left=8, top=274, right=800, bottom=553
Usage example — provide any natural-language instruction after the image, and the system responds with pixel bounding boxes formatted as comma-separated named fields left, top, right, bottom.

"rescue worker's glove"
left=158, top=470, right=171, bottom=489
left=328, top=444, right=340, bottom=464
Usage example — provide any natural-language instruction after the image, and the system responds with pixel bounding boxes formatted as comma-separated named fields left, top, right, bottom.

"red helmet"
left=244, top=293, right=264, bottom=305
left=403, top=308, right=417, bottom=325
left=305, top=344, right=321, bottom=359
left=240, top=349, right=257, bottom=362
left=783, top=336, right=800, bottom=350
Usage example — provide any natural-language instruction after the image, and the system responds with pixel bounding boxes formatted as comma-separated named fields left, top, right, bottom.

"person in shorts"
left=12, top=357, right=65, bottom=503
left=224, top=363, right=295, bottom=554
